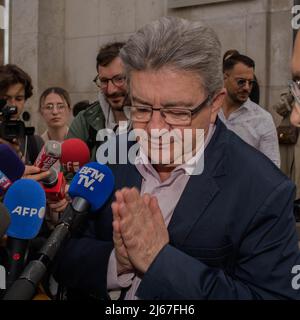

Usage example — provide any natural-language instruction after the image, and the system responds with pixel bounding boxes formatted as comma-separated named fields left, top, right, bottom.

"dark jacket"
left=54, top=119, right=300, bottom=299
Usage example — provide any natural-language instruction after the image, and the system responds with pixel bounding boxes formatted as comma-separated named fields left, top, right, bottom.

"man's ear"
left=210, top=88, right=227, bottom=123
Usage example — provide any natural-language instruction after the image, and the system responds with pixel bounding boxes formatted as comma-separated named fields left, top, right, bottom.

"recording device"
left=61, top=138, right=90, bottom=174
left=34, top=140, right=66, bottom=201
left=2, top=179, right=46, bottom=289
left=0, top=99, right=34, bottom=141
left=42, top=168, right=66, bottom=202
left=0, top=203, right=10, bottom=238
left=34, top=140, right=61, bottom=172
left=4, top=162, right=115, bottom=300
left=0, top=144, right=25, bottom=195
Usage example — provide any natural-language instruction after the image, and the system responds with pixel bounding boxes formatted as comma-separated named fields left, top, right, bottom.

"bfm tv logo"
left=77, top=167, right=105, bottom=191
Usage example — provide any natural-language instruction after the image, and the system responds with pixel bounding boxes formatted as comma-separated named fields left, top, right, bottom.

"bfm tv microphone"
left=61, top=138, right=90, bottom=174
left=3, top=179, right=46, bottom=289
left=4, top=162, right=114, bottom=300
left=0, top=144, right=25, bottom=194
left=34, top=140, right=61, bottom=171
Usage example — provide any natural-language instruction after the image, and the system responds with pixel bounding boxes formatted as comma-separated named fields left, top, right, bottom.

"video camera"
left=0, top=99, right=34, bottom=141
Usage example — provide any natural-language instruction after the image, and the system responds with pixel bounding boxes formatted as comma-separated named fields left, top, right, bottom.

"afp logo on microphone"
left=11, top=206, right=45, bottom=218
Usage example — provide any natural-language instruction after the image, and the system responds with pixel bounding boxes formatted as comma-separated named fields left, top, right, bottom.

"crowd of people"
left=0, top=16, right=300, bottom=300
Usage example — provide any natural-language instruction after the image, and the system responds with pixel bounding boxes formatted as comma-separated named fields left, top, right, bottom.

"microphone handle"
left=6, top=238, right=29, bottom=289
left=3, top=224, right=70, bottom=300
left=3, top=260, right=46, bottom=300
left=4, top=198, right=90, bottom=300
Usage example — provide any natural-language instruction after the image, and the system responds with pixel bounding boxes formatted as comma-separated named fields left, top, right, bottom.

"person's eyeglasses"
left=289, top=80, right=300, bottom=105
left=123, top=95, right=211, bottom=126
left=42, top=103, right=67, bottom=112
left=93, top=74, right=126, bottom=89
left=235, top=78, right=256, bottom=88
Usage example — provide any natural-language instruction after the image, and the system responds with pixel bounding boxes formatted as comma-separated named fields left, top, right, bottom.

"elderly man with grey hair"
left=54, top=17, right=300, bottom=300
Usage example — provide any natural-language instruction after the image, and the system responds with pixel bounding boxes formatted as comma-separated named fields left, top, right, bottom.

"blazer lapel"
left=168, top=171, right=220, bottom=245
left=168, top=118, right=228, bottom=245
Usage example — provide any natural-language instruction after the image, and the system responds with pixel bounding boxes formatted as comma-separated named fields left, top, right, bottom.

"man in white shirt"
left=220, top=53, right=280, bottom=167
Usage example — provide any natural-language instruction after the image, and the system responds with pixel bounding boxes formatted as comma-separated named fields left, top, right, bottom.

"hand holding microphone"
left=23, top=165, right=50, bottom=182
left=4, top=161, right=115, bottom=300
left=0, top=144, right=50, bottom=189
left=44, top=138, right=91, bottom=223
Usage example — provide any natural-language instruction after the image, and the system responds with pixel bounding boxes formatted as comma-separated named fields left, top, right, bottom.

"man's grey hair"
left=120, top=16, right=223, bottom=97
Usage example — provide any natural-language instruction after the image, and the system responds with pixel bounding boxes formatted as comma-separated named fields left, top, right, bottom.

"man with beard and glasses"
left=66, top=42, right=130, bottom=161
left=219, top=53, right=280, bottom=167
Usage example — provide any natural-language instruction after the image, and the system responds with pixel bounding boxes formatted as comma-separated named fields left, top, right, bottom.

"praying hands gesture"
left=111, top=187, right=169, bottom=275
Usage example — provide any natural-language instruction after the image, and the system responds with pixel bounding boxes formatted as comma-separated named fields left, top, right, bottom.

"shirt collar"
left=135, top=124, right=216, bottom=177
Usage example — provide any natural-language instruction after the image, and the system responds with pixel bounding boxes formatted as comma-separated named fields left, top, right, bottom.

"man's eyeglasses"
left=289, top=80, right=300, bottom=105
left=93, top=74, right=126, bottom=90
left=42, top=103, right=67, bottom=112
left=123, top=95, right=211, bottom=126
left=235, top=78, right=256, bottom=88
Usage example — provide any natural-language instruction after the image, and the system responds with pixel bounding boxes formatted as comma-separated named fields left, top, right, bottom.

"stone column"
left=10, top=0, right=65, bottom=134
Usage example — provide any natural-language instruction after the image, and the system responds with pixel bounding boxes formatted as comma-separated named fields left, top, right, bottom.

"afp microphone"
left=3, top=179, right=46, bottom=289
left=61, top=138, right=90, bottom=175
left=4, top=162, right=114, bottom=300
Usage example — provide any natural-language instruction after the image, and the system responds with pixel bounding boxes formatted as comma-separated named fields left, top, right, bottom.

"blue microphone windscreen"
left=68, top=162, right=115, bottom=212
left=3, top=179, right=46, bottom=239
left=0, top=144, right=25, bottom=181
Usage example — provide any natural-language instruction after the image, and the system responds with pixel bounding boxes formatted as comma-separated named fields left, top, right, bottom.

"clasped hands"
left=111, top=187, right=169, bottom=276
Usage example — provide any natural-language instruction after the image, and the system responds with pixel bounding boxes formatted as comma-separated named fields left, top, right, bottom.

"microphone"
left=0, top=144, right=25, bottom=181
left=34, top=140, right=61, bottom=171
left=61, top=138, right=90, bottom=174
left=0, top=169, right=12, bottom=193
left=3, top=179, right=46, bottom=289
left=0, top=144, right=26, bottom=195
left=0, top=203, right=10, bottom=239
left=34, top=140, right=65, bottom=201
left=41, top=168, right=66, bottom=202
left=3, top=162, right=114, bottom=300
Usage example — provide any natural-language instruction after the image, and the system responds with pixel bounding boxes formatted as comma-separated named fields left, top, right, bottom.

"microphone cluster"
left=0, top=138, right=114, bottom=300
